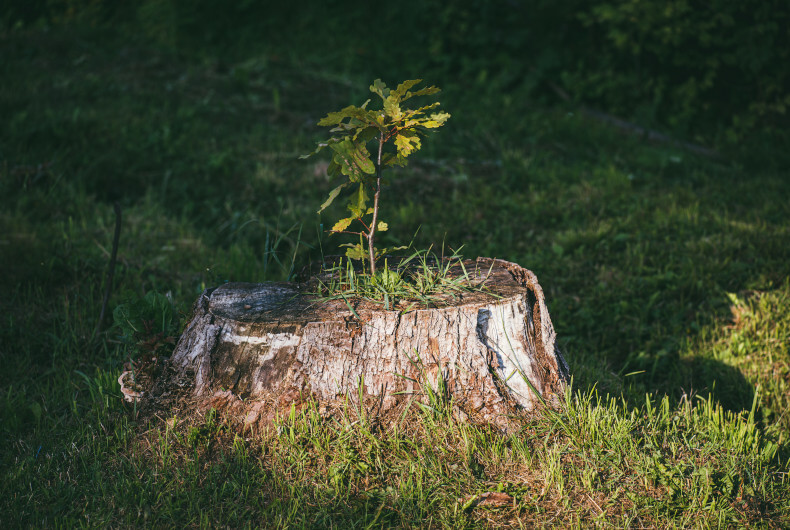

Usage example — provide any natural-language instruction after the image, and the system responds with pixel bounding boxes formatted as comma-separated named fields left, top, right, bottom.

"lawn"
left=1, top=7, right=788, bottom=527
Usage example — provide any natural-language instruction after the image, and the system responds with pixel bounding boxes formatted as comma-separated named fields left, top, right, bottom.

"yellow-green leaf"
left=375, top=245, right=407, bottom=258
left=342, top=243, right=367, bottom=260
left=384, top=96, right=402, bottom=120
left=331, top=217, right=353, bottom=232
left=355, top=184, right=368, bottom=214
left=394, top=131, right=422, bottom=157
left=377, top=221, right=388, bottom=232
left=405, top=85, right=440, bottom=99
left=404, top=102, right=440, bottom=120
left=318, top=184, right=346, bottom=213
left=422, top=111, right=451, bottom=128
left=318, top=105, right=357, bottom=126
left=393, top=79, right=422, bottom=100
left=318, top=105, right=378, bottom=128
left=370, top=79, right=389, bottom=100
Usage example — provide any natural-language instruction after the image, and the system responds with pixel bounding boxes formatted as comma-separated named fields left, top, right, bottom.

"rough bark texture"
left=124, top=258, right=569, bottom=430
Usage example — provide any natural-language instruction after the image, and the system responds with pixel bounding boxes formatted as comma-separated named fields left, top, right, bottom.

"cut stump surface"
left=129, top=258, right=570, bottom=429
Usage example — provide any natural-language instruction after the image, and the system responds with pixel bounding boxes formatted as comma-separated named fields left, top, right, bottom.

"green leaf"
left=394, top=130, right=422, bottom=157
left=329, top=123, right=356, bottom=133
left=382, top=153, right=408, bottom=167
left=300, top=141, right=332, bottom=159
left=348, top=107, right=381, bottom=128
left=393, top=79, right=422, bottom=100
left=404, top=85, right=440, bottom=99
left=318, top=105, right=379, bottom=128
left=375, top=245, right=407, bottom=258
left=403, top=102, right=440, bottom=122
left=342, top=243, right=367, bottom=261
left=384, top=96, right=402, bottom=121
left=318, top=183, right=346, bottom=213
left=370, top=79, right=389, bottom=100
left=330, top=138, right=375, bottom=179
left=421, top=111, right=451, bottom=128
left=354, top=126, right=380, bottom=144
left=318, top=105, right=358, bottom=126
left=347, top=183, right=368, bottom=218
left=326, top=159, right=341, bottom=177
left=331, top=217, right=353, bottom=232
left=377, top=221, right=388, bottom=232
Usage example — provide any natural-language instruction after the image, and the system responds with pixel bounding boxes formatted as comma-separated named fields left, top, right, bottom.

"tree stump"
left=124, top=258, right=570, bottom=430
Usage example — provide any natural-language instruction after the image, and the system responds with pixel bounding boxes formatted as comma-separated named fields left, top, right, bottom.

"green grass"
left=1, top=17, right=789, bottom=528
left=310, top=250, right=498, bottom=311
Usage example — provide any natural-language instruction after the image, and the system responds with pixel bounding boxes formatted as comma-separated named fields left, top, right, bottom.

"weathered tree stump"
left=124, top=258, right=569, bottom=429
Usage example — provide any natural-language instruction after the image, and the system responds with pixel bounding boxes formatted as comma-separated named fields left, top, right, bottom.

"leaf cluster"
left=302, top=79, right=449, bottom=267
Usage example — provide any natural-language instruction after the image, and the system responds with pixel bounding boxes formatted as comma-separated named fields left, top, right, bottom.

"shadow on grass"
left=676, top=357, right=756, bottom=414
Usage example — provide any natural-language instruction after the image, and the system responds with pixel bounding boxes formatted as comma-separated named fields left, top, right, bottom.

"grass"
left=2, top=380, right=784, bottom=527
left=1, top=13, right=789, bottom=528
left=310, top=249, right=497, bottom=311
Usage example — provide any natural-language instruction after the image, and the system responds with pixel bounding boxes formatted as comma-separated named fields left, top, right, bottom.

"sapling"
left=302, top=79, right=450, bottom=276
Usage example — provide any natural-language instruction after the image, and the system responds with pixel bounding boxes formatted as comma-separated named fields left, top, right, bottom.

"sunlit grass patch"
left=679, top=282, right=790, bottom=440
left=7, top=385, right=784, bottom=527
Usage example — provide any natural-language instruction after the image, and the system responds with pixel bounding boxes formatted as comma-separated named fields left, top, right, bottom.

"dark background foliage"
left=5, top=0, right=787, bottom=161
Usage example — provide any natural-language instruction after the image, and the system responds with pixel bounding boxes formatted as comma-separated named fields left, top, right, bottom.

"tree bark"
left=123, top=258, right=569, bottom=430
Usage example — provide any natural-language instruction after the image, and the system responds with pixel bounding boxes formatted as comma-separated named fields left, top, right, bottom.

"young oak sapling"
left=302, top=79, right=450, bottom=276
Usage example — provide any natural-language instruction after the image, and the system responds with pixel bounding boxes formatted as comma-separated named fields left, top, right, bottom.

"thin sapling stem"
left=368, top=134, right=385, bottom=275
